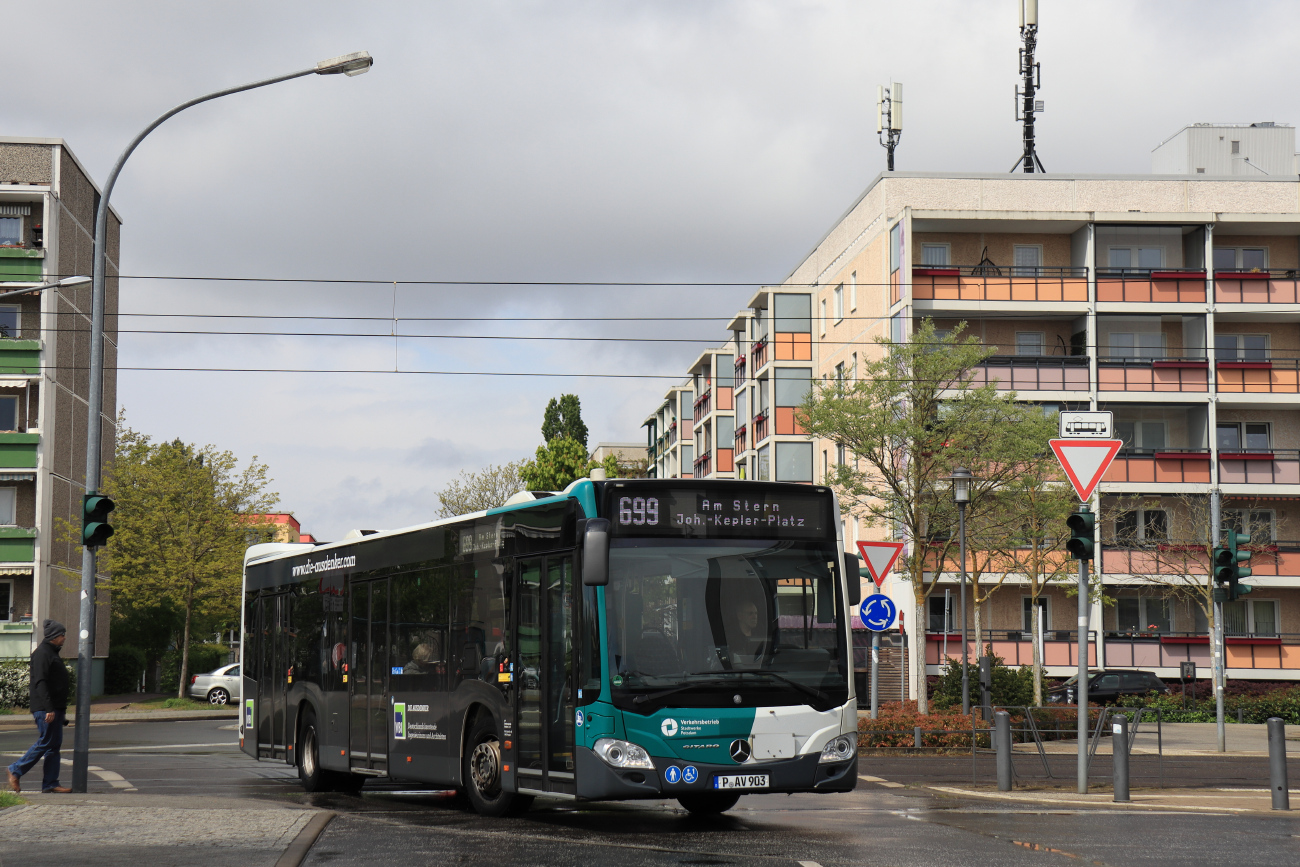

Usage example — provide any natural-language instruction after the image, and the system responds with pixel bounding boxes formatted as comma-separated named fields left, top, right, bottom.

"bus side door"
left=513, top=553, right=576, bottom=797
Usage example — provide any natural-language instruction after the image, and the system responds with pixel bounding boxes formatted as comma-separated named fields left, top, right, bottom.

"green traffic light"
left=1065, top=509, right=1095, bottom=560
left=82, top=493, right=116, bottom=548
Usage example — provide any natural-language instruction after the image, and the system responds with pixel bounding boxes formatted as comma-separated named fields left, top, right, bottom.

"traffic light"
left=1065, top=508, right=1095, bottom=560
left=1213, top=531, right=1252, bottom=601
left=82, top=494, right=116, bottom=548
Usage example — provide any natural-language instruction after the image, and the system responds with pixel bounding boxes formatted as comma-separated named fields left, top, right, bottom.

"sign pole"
left=870, top=629, right=880, bottom=720
left=1077, top=554, right=1090, bottom=794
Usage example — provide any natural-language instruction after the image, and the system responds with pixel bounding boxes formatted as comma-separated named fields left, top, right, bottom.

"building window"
left=1116, top=596, right=1171, bottom=634
left=0, top=305, right=19, bottom=339
left=1015, top=332, right=1045, bottom=356
left=889, top=223, right=902, bottom=274
left=1213, top=247, right=1267, bottom=271
left=1230, top=140, right=1241, bottom=154
left=0, top=217, right=21, bottom=247
left=850, top=352, right=857, bottom=381
left=928, top=595, right=952, bottom=633
left=920, top=244, right=950, bottom=267
left=849, top=271, right=857, bottom=311
left=822, top=449, right=828, bottom=482
left=836, top=442, right=846, bottom=465
left=1217, top=422, right=1270, bottom=452
left=0, top=396, right=16, bottom=432
left=1214, top=333, right=1268, bottom=361
left=833, top=284, right=843, bottom=321
left=1021, top=596, right=1050, bottom=632
left=774, top=367, right=812, bottom=407
left=1109, top=331, right=1165, bottom=361
left=819, top=300, right=826, bottom=335
left=0, top=578, right=11, bottom=621
left=0, top=488, right=15, bottom=526
left=1108, top=247, right=1163, bottom=270
left=1114, top=421, right=1166, bottom=452
left=1012, top=245, right=1042, bottom=276
left=1223, top=599, right=1278, bottom=636
left=757, top=445, right=770, bottom=481
left=1114, top=507, right=1168, bottom=544
left=774, top=442, right=813, bottom=482
left=1222, top=508, right=1275, bottom=542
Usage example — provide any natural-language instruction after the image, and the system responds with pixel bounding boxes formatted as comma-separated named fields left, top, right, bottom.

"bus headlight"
left=594, top=737, right=655, bottom=770
left=819, top=733, right=857, bottom=764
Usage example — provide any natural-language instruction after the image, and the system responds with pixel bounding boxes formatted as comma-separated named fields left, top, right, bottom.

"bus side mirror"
left=844, top=552, right=861, bottom=607
left=582, top=518, right=610, bottom=586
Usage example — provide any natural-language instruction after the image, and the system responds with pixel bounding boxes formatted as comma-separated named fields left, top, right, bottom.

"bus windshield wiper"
left=682, top=669, right=832, bottom=707
left=631, top=678, right=734, bottom=706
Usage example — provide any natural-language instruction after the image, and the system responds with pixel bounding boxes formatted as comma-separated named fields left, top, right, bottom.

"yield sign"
left=1049, top=438, right=1122, bottom=502
left=857, top=541, right=905, bottom=588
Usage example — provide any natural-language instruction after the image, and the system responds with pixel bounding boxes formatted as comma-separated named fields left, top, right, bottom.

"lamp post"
left=0, top=275, right=91, bottom=303
left=948, top=467, right=973, bottom=715
left=71, top=50, right=374, bottom=793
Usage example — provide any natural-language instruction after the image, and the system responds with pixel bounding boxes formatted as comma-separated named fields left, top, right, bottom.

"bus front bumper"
left=573, top=746, right=857, bottom=801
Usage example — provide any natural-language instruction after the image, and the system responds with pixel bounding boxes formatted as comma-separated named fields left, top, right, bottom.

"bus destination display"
left=606, top=487, right=829, bottom=539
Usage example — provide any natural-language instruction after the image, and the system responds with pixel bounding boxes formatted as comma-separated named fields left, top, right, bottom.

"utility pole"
left=1011, top=0, right=1046, bottom=173
left=876, top=82, right=903, bottom=171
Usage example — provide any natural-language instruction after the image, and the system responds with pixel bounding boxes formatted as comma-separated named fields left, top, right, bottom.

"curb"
left=0, top=709, right=238, bottom=729
left=275, top=811, right=335, bottom=867
left=925, top=785, right=1277, bottom=813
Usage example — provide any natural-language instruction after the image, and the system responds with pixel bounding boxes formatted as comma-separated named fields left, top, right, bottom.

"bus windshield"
left=605, top=538, right=849, bottom=713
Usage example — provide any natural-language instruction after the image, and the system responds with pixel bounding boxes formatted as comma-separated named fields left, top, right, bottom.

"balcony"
left=694, top=451, right=711, bottom=478
left=0, top=340, right=40, bottom=376
left=1214, top=270, right=1300, bottom=304
left=1105, top=632, right=1300, bottom=672
left=0, top=527, right=37, bottom=562
left=734, top=355, right=747, bottom=385
left=967, top=355, right=1089, bottom=392
left=1101, top=448, right=1212, bottom=484
left=751, top=337, right=768, bottom=371
left=926, top=631, right=1097, bottom=668
left=694, top=390, right=711, bottom=424
left=1097, top=356, right=1209, bottom=392
left=752, top=411, right=769, bottom=443
left=912, top=266, right=1087, bottom=303
left=1102, top=542, right=1300, bottom=578
left=734, top=424, right=746, bottom=454
left=1096, top=268, right=1207, bottom=303
left=666, top=422, right=677, bottom=447
left=1217, top=357, right=1300, bottom=394
left=0, top=247, right=43, bottom=283
left=1219, top=449, right=1300, bottom=485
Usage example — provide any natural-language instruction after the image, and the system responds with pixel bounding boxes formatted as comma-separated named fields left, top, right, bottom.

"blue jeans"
left=8, top=710, right=64, bottom=791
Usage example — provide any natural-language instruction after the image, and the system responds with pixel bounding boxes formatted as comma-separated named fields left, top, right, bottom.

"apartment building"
left=643, top=383, right=692, bottom=479
left=0, top=138, right=120, bottom=692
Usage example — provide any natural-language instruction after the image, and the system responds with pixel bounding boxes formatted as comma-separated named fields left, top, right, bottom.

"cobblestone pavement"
left=1, top=803, right=312, bottom=848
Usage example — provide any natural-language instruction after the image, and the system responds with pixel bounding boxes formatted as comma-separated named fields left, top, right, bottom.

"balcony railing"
left=1216, top=357, right=1300, bottom=393
left=1102, top=448, right=1212, bottom=484
left=751, top=336, right=768, bottom=371
left=1101, top=541, right=1300, bottom=577
left=926, top=630, right=1096, bottom=668
left=1214, top=270, right=1300, bottom=304
left=1219, top=448, right=1300, bottom=485
left=694, top=451, right=711, bottom=478
left=1097, top=356, right=1209, bottom=392
left=967, top=355, right=1090, bottom=391
left=694, top=390, right=711, bottom=424
left=733, top=424, right=747, bottom=454
left=1105, top=632, right=1300, bottom=671
left=752, top=411, right=769, bottom=443
left=911, top=265, right=1087, bottom=303
left=734, top=355, right=747, bottom=385
left=1096, top=268, right=1207, bottom=303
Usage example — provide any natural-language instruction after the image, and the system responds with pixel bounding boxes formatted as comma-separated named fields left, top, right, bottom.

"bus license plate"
left=713, top=773, right=769, bottom=790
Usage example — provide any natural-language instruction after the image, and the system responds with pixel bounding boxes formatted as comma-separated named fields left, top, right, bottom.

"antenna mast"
left=1011, top=0, right=1045, bottom=173
left=877, top=82, right=902, bottom=171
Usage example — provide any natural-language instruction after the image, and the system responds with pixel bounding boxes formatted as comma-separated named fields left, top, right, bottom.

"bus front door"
left=515, top=554, right=576, bottom=797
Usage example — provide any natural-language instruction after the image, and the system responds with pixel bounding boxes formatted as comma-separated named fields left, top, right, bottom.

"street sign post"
left=857, top=541, right=905, bottom=587
left=1049, top=438, right=1122, bottom=502
left=858, top=592, right=898, bottom=720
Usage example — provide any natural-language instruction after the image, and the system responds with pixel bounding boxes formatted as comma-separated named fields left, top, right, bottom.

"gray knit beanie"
left=43, top=619, right=66, bottom=642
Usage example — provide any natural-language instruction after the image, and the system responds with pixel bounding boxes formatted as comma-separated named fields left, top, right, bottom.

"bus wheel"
left=677, top=792, right=741, bottom=815
left=297, top=709, right=329, bottom=793
left=463, top=715, right=532, bottom=817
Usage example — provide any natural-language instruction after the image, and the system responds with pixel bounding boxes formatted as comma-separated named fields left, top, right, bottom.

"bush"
left=1118, top=684, right=1300, bottom=724
left=160, top=643, right=229, bottom=693
left=0, top=658, right=77, bottom=710
left=929, top=651, right=1046, bottom=710
left=858, top=702, right=990, bottom=750
left=104, top=646, right=147, bottom=695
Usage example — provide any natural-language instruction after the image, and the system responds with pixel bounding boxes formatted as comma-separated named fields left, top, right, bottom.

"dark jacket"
left=29, top=640, right=69, bottom=713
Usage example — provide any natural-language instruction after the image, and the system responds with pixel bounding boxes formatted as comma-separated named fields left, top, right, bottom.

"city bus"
left=239, top=477, right=862, bottom=816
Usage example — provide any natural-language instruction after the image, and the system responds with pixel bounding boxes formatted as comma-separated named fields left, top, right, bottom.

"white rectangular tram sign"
left=1059, top=411, right=1113, bottom=439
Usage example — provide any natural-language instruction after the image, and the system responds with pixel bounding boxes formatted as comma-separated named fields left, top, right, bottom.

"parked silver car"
left=189, top=663, right=241, bottom=705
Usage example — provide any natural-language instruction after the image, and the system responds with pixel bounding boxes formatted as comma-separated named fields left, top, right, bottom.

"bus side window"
left=577, top=583, right=601, bottom=704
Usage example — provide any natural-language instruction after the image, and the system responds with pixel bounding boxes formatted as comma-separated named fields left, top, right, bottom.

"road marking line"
left=797, top=862, right=823, bottom=867
left=88, top=764, right=136, bottom=790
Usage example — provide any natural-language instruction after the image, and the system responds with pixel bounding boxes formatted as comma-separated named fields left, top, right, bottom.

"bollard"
left=1112, top=714, right=1130, bottom=802
left=1268, top=717, right=1290, bottom=811
left=913, top=725, right=923, bottom=749
left=994, top=711, right=1012, bottom=791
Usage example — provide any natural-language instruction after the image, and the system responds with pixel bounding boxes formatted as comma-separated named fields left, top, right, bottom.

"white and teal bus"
left=239, top=478, right=861, bottom=815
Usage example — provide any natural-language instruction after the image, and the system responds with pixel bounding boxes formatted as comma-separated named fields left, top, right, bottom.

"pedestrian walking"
left=6, top=619, right=72, bottom=794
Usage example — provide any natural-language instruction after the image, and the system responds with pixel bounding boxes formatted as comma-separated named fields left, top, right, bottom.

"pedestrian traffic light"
left=1214, top=531, right=1252, bottom=600
left=82, top=494, right=115, bottom=547
left=1065, top=507, right=1095, bottom=560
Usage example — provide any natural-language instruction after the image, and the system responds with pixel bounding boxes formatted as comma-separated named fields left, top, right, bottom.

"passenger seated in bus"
left=404, top=642, right=436, bottom=674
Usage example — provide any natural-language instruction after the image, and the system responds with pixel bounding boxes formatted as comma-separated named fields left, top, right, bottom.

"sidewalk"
left=926, top=783, right=1298, bottom=813
left=0, top=793, right=330, bottom=867
left=1015, top=722, right=1299, bottom=757
left=0, top=708, right=238, bottom=729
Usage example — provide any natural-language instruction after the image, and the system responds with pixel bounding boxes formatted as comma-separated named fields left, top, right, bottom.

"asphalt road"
left=3, top=718, right=1298, bottom=867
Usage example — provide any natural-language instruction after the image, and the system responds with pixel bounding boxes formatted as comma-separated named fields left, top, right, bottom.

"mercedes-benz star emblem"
left=729, top=739, right=752, bottom=763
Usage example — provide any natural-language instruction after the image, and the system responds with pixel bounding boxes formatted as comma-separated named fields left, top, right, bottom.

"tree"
left=520, top=437, right=590, bottom=491
left=435, top=461, right=526, bottom=517
left=541, top=394, right=588, bottom=448
left=99, top=426, right=278, bottom=697
left=800, top=319, right=1058, bottom=713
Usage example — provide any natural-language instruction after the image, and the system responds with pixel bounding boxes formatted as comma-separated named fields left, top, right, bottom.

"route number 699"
left=618, top=496, right=659, bottom=526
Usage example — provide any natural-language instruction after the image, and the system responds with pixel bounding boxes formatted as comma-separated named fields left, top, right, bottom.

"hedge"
left=0, top=659, right=78, bottom=710
left=1118, top=686, right=1300, bottom=724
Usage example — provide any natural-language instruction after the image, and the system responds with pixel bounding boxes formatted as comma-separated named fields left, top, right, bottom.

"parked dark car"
left=1048, top=669, right=1168, bottom=705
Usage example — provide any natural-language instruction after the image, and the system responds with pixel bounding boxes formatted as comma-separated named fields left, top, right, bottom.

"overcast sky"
left=8, top=1, right=1297, bottom=540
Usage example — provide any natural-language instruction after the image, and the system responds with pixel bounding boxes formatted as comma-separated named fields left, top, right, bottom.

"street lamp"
left=0, top=275, right=91, bottom=303
left=946, top=467, right=973, bottom=715
left=72, top=51, right=373, bottom=793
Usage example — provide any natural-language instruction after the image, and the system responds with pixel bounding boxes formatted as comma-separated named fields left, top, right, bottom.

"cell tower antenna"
left=1010, top=0, right=1045, bottom=173
left=877, top=81, right=903, bottom=171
